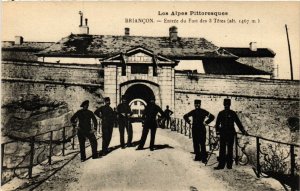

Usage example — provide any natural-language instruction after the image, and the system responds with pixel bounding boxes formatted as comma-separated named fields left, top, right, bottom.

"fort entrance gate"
left=101, top=47, right=178, bottom=112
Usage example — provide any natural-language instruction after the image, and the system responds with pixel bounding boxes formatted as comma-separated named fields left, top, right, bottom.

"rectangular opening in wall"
left=131, top=65, right=148, bottom=74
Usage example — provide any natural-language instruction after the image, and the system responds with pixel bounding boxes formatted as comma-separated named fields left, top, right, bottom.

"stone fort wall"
left=2, top=62, right=299, bottom=143
left=1, top=61, right=104, bottom=116
left=174, top=74, right=299, bottom=143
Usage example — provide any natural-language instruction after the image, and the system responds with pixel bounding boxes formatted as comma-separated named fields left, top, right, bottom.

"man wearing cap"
left=136, top=97, right=165, bottom=151
left=117, top=95, right=133, bottom=148
left=94, top=97, right=116, bottom=155
left=184, top=99, right=215, bottom=163
left=214, top=98, right=249, bottom=170
left=71, top=100, right=98, bottom=161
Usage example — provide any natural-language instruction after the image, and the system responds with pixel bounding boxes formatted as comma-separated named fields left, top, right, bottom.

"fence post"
left=1, top=144, right=5, bottom=182
left=189, top=124, right=192, bottom=139
left=256, top=137, right=261, bottom=177
left=180, top=120, right=183, bottom=134
left=62, top=127, right=66, bottom=156
left=208, top=126, right=212, bottom=151
left=235, top=134, right=238, bottom=165
left=184, top=121, right=187, bottom=136
left=72, top=126, right=76, bottom=150
left=290, top=145, right=295, bottom=176
left=177, top=119, right=180, bottom=133
left=49, top=131, right=53, bottom=165
left=28, top=137, right=35, bottom=179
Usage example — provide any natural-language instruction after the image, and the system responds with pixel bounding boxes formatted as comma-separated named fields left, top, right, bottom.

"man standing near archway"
left=117, top=95, right=133, bottom=148
left=184, top=99, right=215, bottom=163
left=136, top=97, right=165, bottom=151
left=94, top=97, right=115, bottom=155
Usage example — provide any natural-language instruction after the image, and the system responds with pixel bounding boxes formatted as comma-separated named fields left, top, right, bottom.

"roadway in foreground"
left=35, top=123, right=283, bottom=191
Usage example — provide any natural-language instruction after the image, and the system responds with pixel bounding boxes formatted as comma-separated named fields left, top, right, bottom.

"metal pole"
left=256, top=137, right=261, bottom=177
left=28, top=137, right=35, bottom=179
left=49, top=131, right=53, bottom=165
left=208, top=126, right=212, bottom=151
left=62, top=127, right=66, bottom=156
left=189, top=124, right=192, bottom=138
left=72, top=126, right=75, bottom=150
left=1, top=144, right=5, bottom=182
left=180, top=120, right=183, bottom=134
left=235, top=135, right=238, bottom=165
left=285, top=24, right=294, bottom=80
left=290, top=145, right=295, bottom=176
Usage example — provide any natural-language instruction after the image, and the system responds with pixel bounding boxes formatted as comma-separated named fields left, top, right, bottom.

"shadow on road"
left=153, top=144, right=174, bottom=150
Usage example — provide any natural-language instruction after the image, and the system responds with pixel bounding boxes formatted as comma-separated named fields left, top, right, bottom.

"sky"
left=2, top=1, right=300, bottom=80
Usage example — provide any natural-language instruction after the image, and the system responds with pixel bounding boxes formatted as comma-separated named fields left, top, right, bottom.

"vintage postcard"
left=1, top=2, right=300, bottom=191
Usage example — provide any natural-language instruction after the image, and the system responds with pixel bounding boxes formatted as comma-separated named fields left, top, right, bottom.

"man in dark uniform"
left=136, top=97, right=165, bottom=151
left=71, top=100, right=98, bottom=162
left=184, top=99, right=215, bottom=163
left=163, top=105, right=173, bottom=129
left=116, top=95, right=133, bottom=148
left=214, top=98, right=249, bottom=170
left=94, top=97, right=116, bottom=155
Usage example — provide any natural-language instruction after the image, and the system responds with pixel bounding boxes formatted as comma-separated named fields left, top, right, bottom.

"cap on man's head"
left=224, top=98, right=231, bottom=106
left=80, top=100, right=89, bottom=107
left=104, top=97, right=110, bottom=102
left=194, top=99, right=201, bottom=104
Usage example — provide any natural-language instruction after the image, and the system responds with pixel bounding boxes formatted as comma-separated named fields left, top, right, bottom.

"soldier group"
left=71, top=96, right=248, bottom=170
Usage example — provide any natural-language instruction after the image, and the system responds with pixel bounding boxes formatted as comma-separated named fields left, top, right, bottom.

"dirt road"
left=35, top=123, right=282, bottom=191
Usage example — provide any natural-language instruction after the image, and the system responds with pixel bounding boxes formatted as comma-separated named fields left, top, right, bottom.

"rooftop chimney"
left=78, top=11, right=89, bottom=35
left=79, top=11, right=83, bottom=26
left=125, top=28, right=130, bottom=36
left=15, top=36, right=23, bottom=45
left=169, top=26, right=178, bottom=41
left=249, top=42, right=257, bottom=51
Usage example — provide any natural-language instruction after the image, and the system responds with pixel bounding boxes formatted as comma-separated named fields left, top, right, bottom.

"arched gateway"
left=101, top=46, right=178, bottom=114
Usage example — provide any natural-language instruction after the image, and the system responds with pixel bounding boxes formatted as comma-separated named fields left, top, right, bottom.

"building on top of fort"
left=1, top=12, right=276, bottom=79
left=33, top=24, right=275, bottom=78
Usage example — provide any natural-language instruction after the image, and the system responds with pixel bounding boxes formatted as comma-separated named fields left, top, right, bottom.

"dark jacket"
left=116, top=102, right=132, bottom=122
left=215, top=109, right=246, bottom=135
left=183, top=108, right=215, bottom=129
left=142, top=103, right=165, bottom=127
left=94, top=105, right=116, bottom=125
left=71, top=109, right=98, bottom=133
left=164, top=109, right=173, bottom=119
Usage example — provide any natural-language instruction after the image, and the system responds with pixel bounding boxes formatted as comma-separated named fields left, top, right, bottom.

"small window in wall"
left=131, top=65, right=148, bottom=74
left=122, top=65, right=126, bottom=76
left=153, top=65, right=157, bottom=76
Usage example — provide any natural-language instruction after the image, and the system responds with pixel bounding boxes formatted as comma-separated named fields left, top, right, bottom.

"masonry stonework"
left=174, top=73, right=299, bottom=143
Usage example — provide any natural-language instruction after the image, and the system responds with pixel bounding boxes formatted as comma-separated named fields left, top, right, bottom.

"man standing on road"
left=117, top=95, right=133, bottom=148
left=94, top=97, right=116, bottom=156
left=214, top=98, right=249, bottom=170
left=184, top=99, right=215, bottom=163
left=136, top=97, right=165, bottom=151
left=163, top=105, right=173, bottom=129
left=71, top=100, right=98, bottom=162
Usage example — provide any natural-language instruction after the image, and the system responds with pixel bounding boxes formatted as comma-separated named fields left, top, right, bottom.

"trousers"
left=77, top=131, right=98, bottom=159
left=192, top=127, right=207, bottom=159
left=118, top=119, right=133, bottom=147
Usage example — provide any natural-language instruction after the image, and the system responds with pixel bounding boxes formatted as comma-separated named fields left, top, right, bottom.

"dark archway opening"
left=123, top=84, right=155, bottom=120
left=124, top=84, right=155, bottom=105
